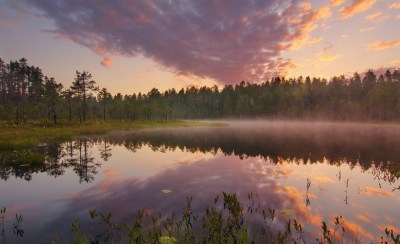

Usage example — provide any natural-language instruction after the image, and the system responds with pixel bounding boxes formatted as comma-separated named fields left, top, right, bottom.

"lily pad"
left=280, top=209, right=297, bottom=215
left=161, top=189, right=172, bottom=194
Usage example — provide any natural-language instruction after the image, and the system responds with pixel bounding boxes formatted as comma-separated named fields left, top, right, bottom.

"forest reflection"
left=1, top=122, right=400, bottom=187
left=0, top=139, right=101, bottom=183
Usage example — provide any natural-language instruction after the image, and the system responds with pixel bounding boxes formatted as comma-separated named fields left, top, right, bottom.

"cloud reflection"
left=35, top=148, right=397, bottom=242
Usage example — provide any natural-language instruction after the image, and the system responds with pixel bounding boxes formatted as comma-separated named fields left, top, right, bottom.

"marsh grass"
left=0, top=120, right=224, bottom=150
left=2, top=192, right=399, bottom=243
left=63, top=192, right=399, bottom=244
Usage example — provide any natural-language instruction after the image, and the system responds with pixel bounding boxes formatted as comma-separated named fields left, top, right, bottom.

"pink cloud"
left=339, top=0, right=376, bottom=19
left=366, top=11, right=382, bottom=20
left=366, top=41, right=400, bottom=51
left=389, top=3, right=400, bottom=9
left=14, top=0, right=327, bottom=84
left=100, top=56, right=113, bottom=68
left=331, top=0, right=346, bottom=7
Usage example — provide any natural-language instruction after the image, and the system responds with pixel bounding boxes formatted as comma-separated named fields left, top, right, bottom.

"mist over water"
left=119, top=120, right=400, bottom=163
left=1, top=120, right=400, bottom=242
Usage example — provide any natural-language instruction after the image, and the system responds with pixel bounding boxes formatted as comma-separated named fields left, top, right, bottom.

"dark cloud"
left=12, top=0, right=326, bottom=84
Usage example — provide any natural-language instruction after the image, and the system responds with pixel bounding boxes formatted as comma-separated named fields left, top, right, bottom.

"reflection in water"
left=0, top=121, right=400, bottom=242
left=0, top=139, right=102, bottom=183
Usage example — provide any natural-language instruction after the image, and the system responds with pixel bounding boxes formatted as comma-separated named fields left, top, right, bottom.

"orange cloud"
left=355, top=214, right=371, bottom=223
left=104, top=169, right=117, bottom=177
left=287, top=4, right=330, bottom=51
left=301, top=2, right=313, bottom=11
left=315, top=176, right=335, bottom=182
left=101, top=56, right=113, bottom=68
left=342, top=220, right=373, bottom=240
left=359, top=186, right=393, bottom=196
left=316, top=6, right=333, bottom=19
left=397, top=14, right=400, bottom=20
left=367, top=41, right=400, bottom=51
left=331, top=0, right=346, bottom=7
left=339, top=0, right=376, bottom=19
left=366, top=11, right=382, bottom=20
left=389, top=3, right=400, bottom=9
left=290, top=37, right=322, bottom=50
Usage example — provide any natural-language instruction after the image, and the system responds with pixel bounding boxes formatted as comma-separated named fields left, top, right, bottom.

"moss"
left=0, top=120, right=224, bottom=150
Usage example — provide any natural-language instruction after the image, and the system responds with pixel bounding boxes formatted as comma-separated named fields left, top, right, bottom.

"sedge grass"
left=0, top=120, right=224, bottom=150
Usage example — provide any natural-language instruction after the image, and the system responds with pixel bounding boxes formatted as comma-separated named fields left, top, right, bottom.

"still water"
left=1, top=121, right=400, bottom=242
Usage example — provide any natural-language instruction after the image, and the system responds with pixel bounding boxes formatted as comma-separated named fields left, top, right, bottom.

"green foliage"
left=2, top=57, right=400, bottom=123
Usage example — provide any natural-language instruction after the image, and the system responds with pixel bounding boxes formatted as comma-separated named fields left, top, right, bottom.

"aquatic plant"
left=60, top=193, right=400, bottom=243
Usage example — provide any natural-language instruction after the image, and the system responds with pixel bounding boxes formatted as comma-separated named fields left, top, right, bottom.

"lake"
left=1, top=121, right=400, bottom=243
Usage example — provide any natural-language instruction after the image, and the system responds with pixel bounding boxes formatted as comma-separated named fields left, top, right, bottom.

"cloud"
left=339, top=0, right=376, bottom=19
left=290, top=37, right=322, bottom=50
left=331, top=0, right=346, bottom=7
left=366, top=11, right=381, bottom=20
left=341, top=219, right=373, bottom=240
left=397, top=14, right=400, bottom=20
left=360, top=26, right=374, bottom=32
left=315, top=176, right=335, bottom=183
left=389, top=3, right=400, bottom=9
left=100, top=56, right=113, bottom=68
left=355, top=214, right=371, bottom=223
left=366, top=41, right=400, bottom=51
left=12, top=0, right=332, bottom=84
left=359, top=187, right=392, bottom=196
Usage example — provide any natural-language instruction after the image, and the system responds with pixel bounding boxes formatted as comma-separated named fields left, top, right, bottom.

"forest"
left=1, top=57, right=400, bottom=123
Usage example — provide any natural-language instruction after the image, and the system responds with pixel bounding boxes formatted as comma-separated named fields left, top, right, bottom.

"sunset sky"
left=1, top=0, right=399, bottom=94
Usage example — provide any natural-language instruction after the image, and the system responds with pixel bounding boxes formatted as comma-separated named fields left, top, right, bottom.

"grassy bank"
left=0, top=120, right=224, bottom=150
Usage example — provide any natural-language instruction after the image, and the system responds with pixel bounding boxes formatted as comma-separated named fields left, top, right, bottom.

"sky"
left=0, top=0, right=399, bottom=95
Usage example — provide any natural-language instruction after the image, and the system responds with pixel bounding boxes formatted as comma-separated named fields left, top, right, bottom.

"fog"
left=107, top=120, right=400, bottom=166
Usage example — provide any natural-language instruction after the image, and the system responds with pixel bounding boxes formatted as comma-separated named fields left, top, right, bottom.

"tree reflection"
left=68, top=139, right=100, bottom=183
left=1, top=124, right=400, bottom=189
left=105, top=126, right=400, bottom=189
left=42, top=143, right=67, bottom=178
left=98, top=139, right=112, bottom=161
left=0, top=139, right=102, bottom=183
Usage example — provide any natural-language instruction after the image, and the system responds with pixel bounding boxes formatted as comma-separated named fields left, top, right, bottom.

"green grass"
left=0, top=120, right=225, bottom=150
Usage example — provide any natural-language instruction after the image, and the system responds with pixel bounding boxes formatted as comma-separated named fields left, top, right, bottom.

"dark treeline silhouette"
left=1, top=57, right=400, bottom=122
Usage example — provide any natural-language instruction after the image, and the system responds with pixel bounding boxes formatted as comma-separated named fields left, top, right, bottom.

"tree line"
left=1, top=57, right=400, bottom=123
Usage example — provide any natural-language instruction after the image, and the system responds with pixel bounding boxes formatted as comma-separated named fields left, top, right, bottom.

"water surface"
left=1, top=121, right=400, bottom=242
